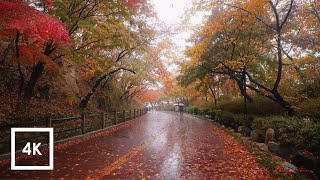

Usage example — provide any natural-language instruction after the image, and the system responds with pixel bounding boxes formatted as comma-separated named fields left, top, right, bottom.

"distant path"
left=0, top=111, right=270, bottom=179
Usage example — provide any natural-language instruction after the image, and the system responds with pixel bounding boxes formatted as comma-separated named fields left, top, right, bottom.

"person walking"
left=178, top=105, right=183, bottom=116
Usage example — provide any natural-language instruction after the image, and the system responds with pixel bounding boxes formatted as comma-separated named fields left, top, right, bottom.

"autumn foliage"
left=0, top=0, right=163, bottom=120
left=139, top=90, right=164, bottom=103
left=179, top=0, right=320, bottom=116
left=0, top=0, right=70, bottom=57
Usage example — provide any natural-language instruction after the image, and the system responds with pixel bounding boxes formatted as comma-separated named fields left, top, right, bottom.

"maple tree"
left=0, top=0, right=159, bottom=111
left=0, top=0, right=70, bottom=103
left=180, top=0, right=320, bottom=115
left=71, top=0, right=156, bottom=109
left=0, top=0, right=164, bottom=121
left=131, top=39, right=177, bottom=107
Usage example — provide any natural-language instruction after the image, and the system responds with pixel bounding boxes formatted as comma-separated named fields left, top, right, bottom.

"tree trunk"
left=79, top=75, right=110, bottom=110
left=79, top=67, right=135, bottom=110
left=273, top=91, right=293, bottom=115
left=209, top=87, right=217, bottom=107
left=242, top=68, right=248, bottom=116
left=14, top=32, right=24, bottom=102
left=22, top=61, right=45, bottom=103
left=21, top=42, right=55, bottom=104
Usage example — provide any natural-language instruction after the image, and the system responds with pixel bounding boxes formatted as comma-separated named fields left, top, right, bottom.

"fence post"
left=134, top=109, right=136, bottom=119
left=129, top=110, right=132, bottom=120
left=113, top=111, right=117, bottom=125
left=123, top=110, right=126, bottom=122
left=46, top=117, right=52, bottom=127
left=140, top=109, right=142, bottom=116
left=46, top=117, right=52, bottom=143
left=81, top=113, right=86, bottom=134
left=101, top=112, right=106, bottom=129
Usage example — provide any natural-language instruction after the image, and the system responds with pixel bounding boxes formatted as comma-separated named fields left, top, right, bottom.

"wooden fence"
left=0, top=108, right=148, bottom=154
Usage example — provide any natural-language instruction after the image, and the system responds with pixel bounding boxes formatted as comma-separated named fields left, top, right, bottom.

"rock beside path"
left=256, top=143, right=269, bottom=152
left=267, top=141, right=280, bottom=153
left=279, top=162, right=298, bottom=173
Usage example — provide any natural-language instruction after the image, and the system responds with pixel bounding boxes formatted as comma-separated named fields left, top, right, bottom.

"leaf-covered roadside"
left=211, top=120, right=318, bottom=179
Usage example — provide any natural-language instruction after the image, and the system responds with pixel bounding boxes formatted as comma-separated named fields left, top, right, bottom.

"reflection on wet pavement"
left=0, top=111, right=270, bottom=179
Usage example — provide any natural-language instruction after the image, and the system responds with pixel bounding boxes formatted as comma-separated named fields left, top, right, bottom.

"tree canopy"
left=178, top=0, right=320, bottom=115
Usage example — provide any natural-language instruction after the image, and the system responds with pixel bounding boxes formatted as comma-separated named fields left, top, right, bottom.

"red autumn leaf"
left=0, top=0, right=70, bottom=61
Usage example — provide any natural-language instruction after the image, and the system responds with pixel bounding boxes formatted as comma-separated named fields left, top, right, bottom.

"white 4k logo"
left=11, top=128, right=53, bottom=170
left=22, top=142, right=42, bottom=155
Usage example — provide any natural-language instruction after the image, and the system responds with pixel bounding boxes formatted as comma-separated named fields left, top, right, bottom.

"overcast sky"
left=152, top=0, right=192, bottom=24
left=150, top=0, right=207, bottom=74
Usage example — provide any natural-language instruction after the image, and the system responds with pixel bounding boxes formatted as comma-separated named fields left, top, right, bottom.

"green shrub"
left=208, top=110, right=253, bottom=125
left=194, top=107, right=199, bottom=114
left=159, top=104, right=175, bottom=111
left=252, top=116, right=298, bottom=131
left=295, top=97, right=320, bottom=120
left=185, top=105, right=200, bottom=114
left=310, top=122, right=320, bottom=144
left=214, top=110, right=233, bottom=119
left=252, top=116, right=320, bottom=148
left=218, top=96, right=285, bottom=116
left=207, top=111, right=217, bottom=119
left=216, top=95, right=320, bottom=119
left=217, top=98, right=244, bottom=113
left=243, top=115, right=255, bottom=127
left=202, top=109, right=209, bottom=115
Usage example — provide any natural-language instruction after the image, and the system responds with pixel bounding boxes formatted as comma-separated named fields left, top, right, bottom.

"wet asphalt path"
left=0, top=111, right=269, bottom=179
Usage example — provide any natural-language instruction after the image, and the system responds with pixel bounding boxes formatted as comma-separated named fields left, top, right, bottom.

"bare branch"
left=269, top=1, right=280, bottom=30
left=75, top=39, right=100, bottom=51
